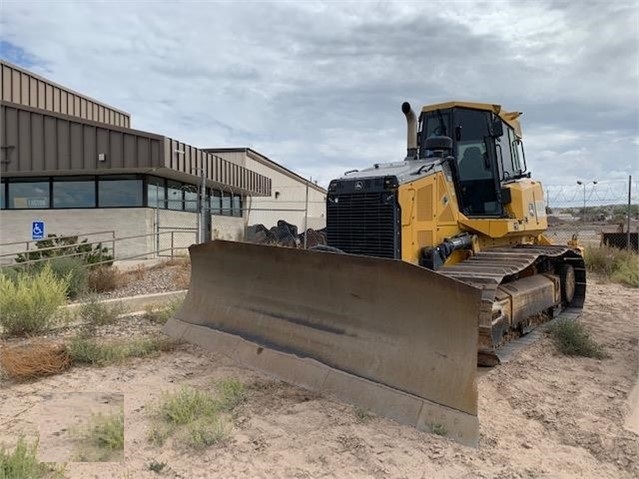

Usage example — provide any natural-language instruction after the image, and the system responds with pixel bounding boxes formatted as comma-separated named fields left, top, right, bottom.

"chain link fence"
left=544, top=177, right=638, bottom=249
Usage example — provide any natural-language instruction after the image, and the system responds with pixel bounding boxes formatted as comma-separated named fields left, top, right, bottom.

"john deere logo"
left=355, top=181, right=363, bottom=190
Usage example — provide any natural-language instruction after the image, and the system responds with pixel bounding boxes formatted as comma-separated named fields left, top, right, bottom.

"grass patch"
left=47, top=257, right=88, bottom=299
left=78, top=297, right=126, bottom=329
left=144, top=298, right=183, bottom=325
left=584, top=245, right=639, bottom=287
left=354, top=406, right=373, bottom=423
left=430, top=423, right=448, bottom=436
left=148, top=380, right=245, bottom=449
left=157, top=387, right=219, bottom=425
left=185, top=417, right=231, bottom=448
left=0, top=437, right=62, bottom=479
left=73, top=411, right=124, bottom=462
left=148, top=460, right=166, bottom=473
left=0, top=265, right=68, bottom=337
left=548, top=319, right=609, bottom=359
left=217, top=378, right=246, bottom=411
left=67, top=337, right=177, bottom=366
left=87, top=266, right=126, bottom=293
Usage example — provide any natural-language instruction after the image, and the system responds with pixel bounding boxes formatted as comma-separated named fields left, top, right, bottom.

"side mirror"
left=490, top=119, right=503, bottom=138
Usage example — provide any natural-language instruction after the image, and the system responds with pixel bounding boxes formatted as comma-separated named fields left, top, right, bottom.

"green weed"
left=548, top=319, right=609, bottom=359
left=0, top=265, right=68, bottom=337
left=217, top=378, right=246, bottom=411
left=73, top=411, right=124, bottom=462
left=584, top=246, right=639, bottom=287
left=0, top=436, right=63, bottom=479
left=144, top=299, right=183, bottom=325
left=67, top=337, right=176, bottom=366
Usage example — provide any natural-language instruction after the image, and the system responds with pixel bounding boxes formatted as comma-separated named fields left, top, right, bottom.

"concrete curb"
left=67, top=290, right=187, bottom=313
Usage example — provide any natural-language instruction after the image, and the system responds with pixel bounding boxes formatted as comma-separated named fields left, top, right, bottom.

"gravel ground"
left=92, top=261, right=190, bottom=300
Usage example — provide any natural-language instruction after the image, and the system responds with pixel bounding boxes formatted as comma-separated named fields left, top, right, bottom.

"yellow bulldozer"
left=165, top=101, right=586, bottom=446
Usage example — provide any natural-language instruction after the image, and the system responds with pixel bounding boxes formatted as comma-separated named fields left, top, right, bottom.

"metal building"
left=0, top=60, right=276, bottom=260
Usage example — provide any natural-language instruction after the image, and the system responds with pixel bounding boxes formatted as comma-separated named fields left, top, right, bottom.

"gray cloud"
left=1, top=0, right=637, bottom=196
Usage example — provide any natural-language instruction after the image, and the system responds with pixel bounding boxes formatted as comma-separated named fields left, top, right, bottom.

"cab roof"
left=421, top=101, right=523, bottom=138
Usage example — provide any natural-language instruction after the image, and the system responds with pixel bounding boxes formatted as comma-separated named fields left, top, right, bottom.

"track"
left=439, top=245, right=586, bottom=366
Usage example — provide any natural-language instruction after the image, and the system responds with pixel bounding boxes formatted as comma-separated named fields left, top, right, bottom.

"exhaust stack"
left=402, top=102, right=418, bottom=160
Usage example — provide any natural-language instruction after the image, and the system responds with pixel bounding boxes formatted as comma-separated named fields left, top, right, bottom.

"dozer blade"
left=164, top=240, right=483, bottom=446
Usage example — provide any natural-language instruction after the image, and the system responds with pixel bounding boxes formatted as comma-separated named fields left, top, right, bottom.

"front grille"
left=326, top=191, right=400, bottom=259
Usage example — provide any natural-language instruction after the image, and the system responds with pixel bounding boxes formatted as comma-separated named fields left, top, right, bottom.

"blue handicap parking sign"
left=32, top=221, right=45, bottom=240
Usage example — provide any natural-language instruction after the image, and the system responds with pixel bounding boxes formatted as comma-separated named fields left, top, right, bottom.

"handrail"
left=0, top=230, right=116, bottom=249
left=0, top=229, right=196, bottom=266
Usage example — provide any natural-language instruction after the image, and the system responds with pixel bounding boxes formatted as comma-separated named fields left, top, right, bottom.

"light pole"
left=576, top=180, right=597, bottom=222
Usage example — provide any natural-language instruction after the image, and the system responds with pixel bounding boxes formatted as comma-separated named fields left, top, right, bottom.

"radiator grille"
left=326, top=191, right=400, bottom=259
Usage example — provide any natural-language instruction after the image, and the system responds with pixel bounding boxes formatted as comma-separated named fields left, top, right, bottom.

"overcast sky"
left=1, top=0, right=637, bottom=202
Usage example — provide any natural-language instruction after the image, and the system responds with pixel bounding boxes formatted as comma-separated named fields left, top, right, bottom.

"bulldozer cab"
left=419, top=106, right=526, bottom=218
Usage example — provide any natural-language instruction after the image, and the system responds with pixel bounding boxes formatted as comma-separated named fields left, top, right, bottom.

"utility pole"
left=628, top=175, right=632, bottom=251
left=303, top=179, right=309, bottom=249
left=200, top=160, right=208, bottom=244
left=576, top=180, right=597, bottom=222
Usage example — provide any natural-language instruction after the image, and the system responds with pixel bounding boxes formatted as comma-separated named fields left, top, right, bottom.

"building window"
left=232, top=194, right=242, bottom=217
left=221, top=191, right=232, bottom=216
left=8, top=180, right=50, bottom=209
left=147, top=177, right=166, bottom=209
left=210, top=190, right=221, bottom=215
left=53, top=177, right=96, bottom=208
left=167, top=181, right=183, bottom=210
left=184, top=186, right=198, bottom=212
left=98, top=177, right=143, bottom=207
left=0, top=181, right=5, bottom=209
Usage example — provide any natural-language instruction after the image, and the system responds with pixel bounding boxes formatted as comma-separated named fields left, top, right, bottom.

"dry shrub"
left=88, top=266, right=126, bottom=293
left=584, top=246, right=639, bottom=287
left=160, top=257, right=190, bottom=268
left=0, top=342, right=72, bottom=381
left=130, top=265, right=147, bottom=281
left=172, top=265, right=191, bottom=290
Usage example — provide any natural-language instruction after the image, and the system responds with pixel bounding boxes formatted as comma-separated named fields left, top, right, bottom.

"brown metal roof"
left=0, top=101, right=271, bottom=196
left=205, top=147, right=327, bottom=194
left=1, top=60, right=131, bottom=128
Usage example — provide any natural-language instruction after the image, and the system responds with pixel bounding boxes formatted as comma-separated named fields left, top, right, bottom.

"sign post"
left=32, top=221, right=45, bottom=241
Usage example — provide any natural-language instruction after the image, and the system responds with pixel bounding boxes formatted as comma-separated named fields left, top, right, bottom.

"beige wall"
left=0, top=208, right=154, bottom=263
left=212, top=150, right=327, bottom=231
left=0, top=208, right=246, bottom=264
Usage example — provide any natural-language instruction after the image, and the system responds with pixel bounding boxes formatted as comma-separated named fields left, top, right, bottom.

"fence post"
left=111, top=231, right=116, bottom=261
left=303, top=180, right=309, bottom=249
left=628, top=175, right=632, bottom=251
left=171, top=231, right=175, bottom=259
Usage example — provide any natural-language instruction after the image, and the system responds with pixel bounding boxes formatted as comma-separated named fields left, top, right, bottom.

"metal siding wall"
left=70, top=122, right=83, bottom=169
left=45, top=84, right=53, bottom=110
left=11, top=70, right=20, bottom=100
left=123, top=134, right=136, bottom=165
left=3, top=107, right=18, bottom=172
left=83, top=126, right=96, bottom=169
left=136, top=136, right=150, bottom=168
left=29, top=79, right=38, bottom=108
left=60, top=91, right=67, bottom=115
left=1, top=65, right=11, bottom=100
left=110, top=131, right=123, bottom=168
left=20, top=73, right=29, bottom=104
left=96, top=127, right=109, bottom=167
left=37, top=81, right=45, bottom=109
left=0, top=62, right=132, bottom=128
left=31, top=113, right=44, bottom=172
left=43, top=116, right=57, bottom=170
left=2, top=103, right=269, bottom=196
left=58, top=120, right=70, bottom=170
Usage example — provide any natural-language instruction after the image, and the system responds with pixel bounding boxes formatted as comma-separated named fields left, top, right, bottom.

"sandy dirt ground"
left=1, top=278, right=637, bottom=479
